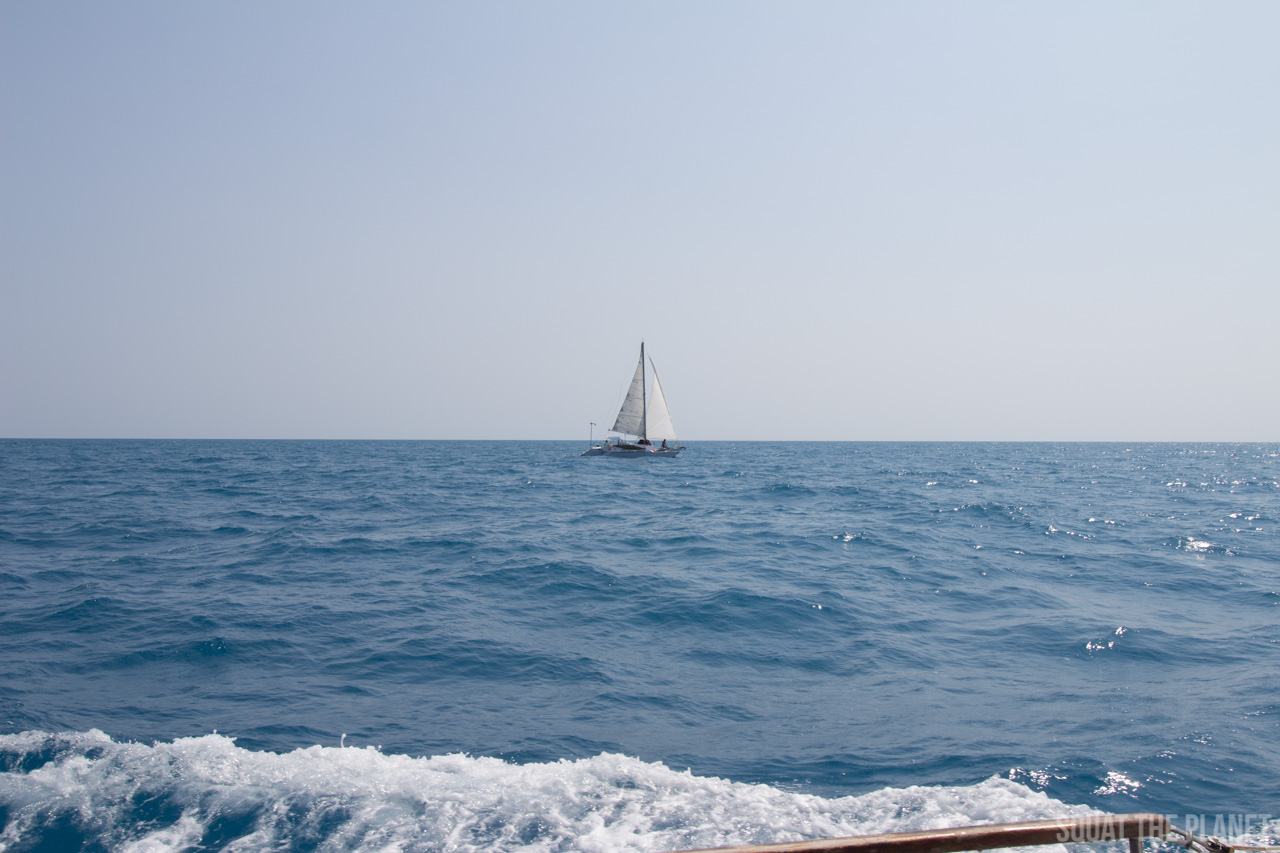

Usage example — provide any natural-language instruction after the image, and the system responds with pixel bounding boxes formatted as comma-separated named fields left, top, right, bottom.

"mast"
left=640, top=341, right=647, bottom=440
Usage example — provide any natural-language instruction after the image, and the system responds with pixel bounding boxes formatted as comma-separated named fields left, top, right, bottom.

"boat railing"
left=669, top=813, right=1279, bottom=853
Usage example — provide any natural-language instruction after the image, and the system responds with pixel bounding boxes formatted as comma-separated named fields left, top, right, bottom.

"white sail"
left=610, top=349, right=647, bottom=437
left=645, top=359, right=677, bottom=442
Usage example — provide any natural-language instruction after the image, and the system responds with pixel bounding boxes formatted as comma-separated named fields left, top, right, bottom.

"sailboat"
left=581, top=343, right=685, bottom=457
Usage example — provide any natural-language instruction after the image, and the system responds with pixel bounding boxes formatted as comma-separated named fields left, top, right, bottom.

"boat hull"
left=580, top=444, right=682, bottom=458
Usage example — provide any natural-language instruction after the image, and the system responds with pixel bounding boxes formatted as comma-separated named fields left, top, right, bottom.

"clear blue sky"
left=3, top=2, right=1277, bottom=440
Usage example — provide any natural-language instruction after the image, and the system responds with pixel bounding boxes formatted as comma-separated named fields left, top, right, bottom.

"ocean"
left=0, top=440, right=1276, bottom=853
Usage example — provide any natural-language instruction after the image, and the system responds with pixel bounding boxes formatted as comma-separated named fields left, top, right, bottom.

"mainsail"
left=645, top=359, right=677, bottom=442
left=610, top=347, right=647, bottom=437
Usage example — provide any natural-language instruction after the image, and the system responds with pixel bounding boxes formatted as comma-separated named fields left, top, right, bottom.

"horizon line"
left=2, top=437, right=1276, bottom=444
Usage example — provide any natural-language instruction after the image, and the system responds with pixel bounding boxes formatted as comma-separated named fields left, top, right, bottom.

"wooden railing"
left=671, top=813, right=1176, bottom=853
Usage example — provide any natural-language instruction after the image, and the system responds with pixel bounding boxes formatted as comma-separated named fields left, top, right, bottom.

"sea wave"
left=3, top=440, right=1278, bottom=838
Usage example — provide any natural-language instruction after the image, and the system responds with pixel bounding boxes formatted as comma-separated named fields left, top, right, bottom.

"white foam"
left=0, top=730, right=1099, bottom=853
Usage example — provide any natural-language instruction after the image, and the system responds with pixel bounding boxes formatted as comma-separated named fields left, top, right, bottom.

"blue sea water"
left=0, top=440, right=1277, bottom=853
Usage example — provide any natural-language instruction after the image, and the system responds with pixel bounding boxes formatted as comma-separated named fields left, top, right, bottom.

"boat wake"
left=0, top=729, right=1101, bottom=853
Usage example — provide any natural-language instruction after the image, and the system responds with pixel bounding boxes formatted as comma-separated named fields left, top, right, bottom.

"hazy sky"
left=3, top=2, right=1277, bottom=440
